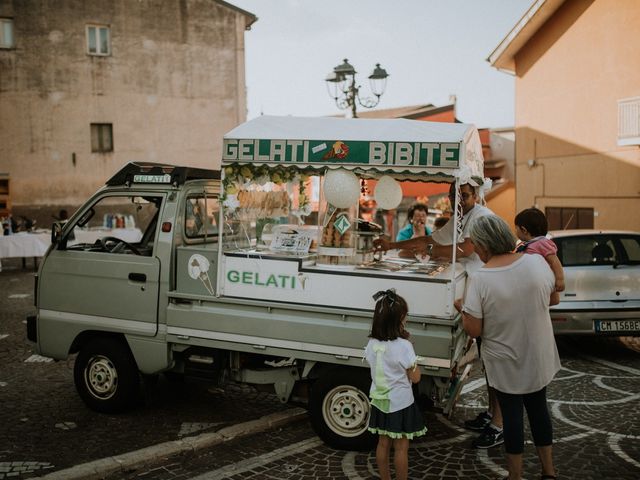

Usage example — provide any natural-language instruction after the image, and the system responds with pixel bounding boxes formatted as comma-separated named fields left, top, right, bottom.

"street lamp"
left=325, top=59, right=389, bottom=118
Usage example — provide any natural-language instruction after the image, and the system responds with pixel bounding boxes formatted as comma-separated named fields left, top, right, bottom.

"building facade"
left=355, top=102, right=516, bottom=234
left=489, top=0, right=640, bottom=230
left=0, top=0, right=255, bottom=224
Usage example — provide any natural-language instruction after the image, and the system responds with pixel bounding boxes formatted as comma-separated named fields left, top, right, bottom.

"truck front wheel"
left=74, top=337, right=140, bottom=413
left=309, top=369, right=376, bottom=451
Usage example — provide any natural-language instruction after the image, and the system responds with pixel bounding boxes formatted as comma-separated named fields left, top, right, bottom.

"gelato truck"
left=27, top=115, right=487, bottom=450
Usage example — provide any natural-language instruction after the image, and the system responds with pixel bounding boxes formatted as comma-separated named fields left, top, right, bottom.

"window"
left=618, top=96, right=640, bottom=146
left=185, top=195, right=219, bottom=239
left=91, top=123, right=113, bottom=152
left=86, top=25, right=110, bottom=55
left=618, top=236, right=640, bottom=264
left=0, top=18, right=14, bottom=48
left=65, top=195, right=162, bottom=256
left=555, top=235, right=617, bottom=266
left=545, top=207, right=593, bottom=230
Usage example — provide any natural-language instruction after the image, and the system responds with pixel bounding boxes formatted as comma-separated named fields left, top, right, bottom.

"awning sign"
left=222, top=139, right=460, bottom=168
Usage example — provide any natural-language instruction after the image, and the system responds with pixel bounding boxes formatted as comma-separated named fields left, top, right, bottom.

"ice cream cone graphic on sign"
left=188, top=254, right=214, bottom=296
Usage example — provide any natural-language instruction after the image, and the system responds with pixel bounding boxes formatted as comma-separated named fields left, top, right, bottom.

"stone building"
left=489, top=0, right=640, bottom=230
left=0, top=0, right=256, bottom=225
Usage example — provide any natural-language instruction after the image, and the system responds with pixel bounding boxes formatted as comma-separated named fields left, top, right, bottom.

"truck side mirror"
left=51, top=222, right=63, bottom=245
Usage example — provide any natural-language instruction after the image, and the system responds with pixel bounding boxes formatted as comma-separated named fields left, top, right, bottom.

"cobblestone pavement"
left=1, top=259, right=639, bottom=479
left=97, top=335, right=640, bottom=480
left=0, top=262, right=293, bottom=479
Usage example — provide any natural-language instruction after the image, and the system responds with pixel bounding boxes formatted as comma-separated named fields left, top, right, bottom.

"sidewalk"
left=36, top=408, right=307, bottom=480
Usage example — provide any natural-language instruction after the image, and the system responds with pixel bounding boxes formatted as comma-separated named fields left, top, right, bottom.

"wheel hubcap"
left=85, top=355, right=118, bottom=400
left=322, top=385, right=370, bottom=438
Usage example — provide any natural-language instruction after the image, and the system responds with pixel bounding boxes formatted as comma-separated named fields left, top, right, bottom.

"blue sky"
left=230, top=0, right=532, bottom=128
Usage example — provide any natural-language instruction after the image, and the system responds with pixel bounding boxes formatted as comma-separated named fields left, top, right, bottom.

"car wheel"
left=309, top=369, right=376, bottom=451
left=74, top=337, right=140, bottom=413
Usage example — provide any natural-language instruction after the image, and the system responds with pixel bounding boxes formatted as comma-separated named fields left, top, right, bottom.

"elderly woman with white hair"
left=455, top=214, right=561, bottom=480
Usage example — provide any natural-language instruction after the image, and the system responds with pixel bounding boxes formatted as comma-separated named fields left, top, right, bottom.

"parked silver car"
left=547, top=230, right=640, bottom=335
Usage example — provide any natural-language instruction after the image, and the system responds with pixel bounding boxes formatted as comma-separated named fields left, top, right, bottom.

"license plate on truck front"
left=594, top=319, right=640, bottom=333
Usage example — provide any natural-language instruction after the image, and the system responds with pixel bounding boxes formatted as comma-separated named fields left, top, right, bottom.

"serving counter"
left=219, top=249, right=465, bottom=319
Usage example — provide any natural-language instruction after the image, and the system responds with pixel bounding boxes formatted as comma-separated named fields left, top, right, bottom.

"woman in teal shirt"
left=396, top=202, right=431, bottom=241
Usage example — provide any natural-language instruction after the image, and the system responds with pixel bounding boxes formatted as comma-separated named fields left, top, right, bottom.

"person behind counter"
left=455, top=214, right=560, bottom=480
left=365, top=289, right=426, bottom=480
left=373, top=183, right=493, bottom=274
left=396, top=202, right=431, bottom=241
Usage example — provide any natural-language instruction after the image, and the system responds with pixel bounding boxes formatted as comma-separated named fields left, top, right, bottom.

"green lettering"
left=242, top=271, right=252, bottom=284
left=227, top=270, right=239, bottom=282
left=254, top=272, right=265, bottom=286
left=266, top=274, right=278, bottom=287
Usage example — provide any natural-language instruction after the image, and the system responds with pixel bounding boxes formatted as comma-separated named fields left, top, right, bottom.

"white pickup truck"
left=27, top=116, right=485, bottom=450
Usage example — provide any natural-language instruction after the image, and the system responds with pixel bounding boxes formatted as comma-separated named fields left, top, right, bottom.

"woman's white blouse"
left=463, top=254, right=561, bottom=394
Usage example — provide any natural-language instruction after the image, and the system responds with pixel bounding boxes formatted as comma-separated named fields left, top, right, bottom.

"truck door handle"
left=128, top=273, right=147, bottom=283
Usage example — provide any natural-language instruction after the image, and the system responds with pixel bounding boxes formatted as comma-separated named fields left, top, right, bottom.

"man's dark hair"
left=407, top=202, right=428, bottom=220
left=448, top=183, right=476, bottom=196
left=514, top=207, right=548, bottom=236
left=370, top=290, right=409, bottom=341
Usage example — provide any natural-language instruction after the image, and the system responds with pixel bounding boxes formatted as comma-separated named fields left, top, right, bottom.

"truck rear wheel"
left=309, top=369, right=376, bottom=451
left=74, top=337, right=140, bottom=413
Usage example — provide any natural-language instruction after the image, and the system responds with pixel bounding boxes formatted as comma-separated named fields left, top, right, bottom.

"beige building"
left=489, top=0, right=640, bottom=230
left=0, top=0, right=255, bottom=224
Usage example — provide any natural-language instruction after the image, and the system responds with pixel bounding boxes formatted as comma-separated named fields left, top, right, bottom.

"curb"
left=36, top=407, right=308, bottom=480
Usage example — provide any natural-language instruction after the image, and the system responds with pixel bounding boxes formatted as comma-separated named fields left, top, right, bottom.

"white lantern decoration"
left=323, top=169, right=360, bottom=208
left=374, top=175, right=403, bottom=210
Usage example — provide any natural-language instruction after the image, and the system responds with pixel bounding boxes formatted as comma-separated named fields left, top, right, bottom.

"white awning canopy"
left=222, top=116, right=485, bottom=183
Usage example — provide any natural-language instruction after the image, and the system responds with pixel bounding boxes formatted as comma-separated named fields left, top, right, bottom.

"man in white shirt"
left=372, top=182, right=503, bottom=448
left=373, top=183, right=492, bottom=273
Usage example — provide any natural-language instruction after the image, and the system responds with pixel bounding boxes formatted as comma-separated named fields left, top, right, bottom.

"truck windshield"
left=63, top=194, right=162, bottom=256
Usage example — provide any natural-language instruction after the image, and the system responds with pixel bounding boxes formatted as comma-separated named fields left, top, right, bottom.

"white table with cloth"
left=0, top=231, right=51, bottom=271
left=0, top=228, right=142, bottom=271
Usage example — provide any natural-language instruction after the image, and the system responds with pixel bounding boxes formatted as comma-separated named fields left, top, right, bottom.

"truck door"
left=38, top=193, right=163, bottom=337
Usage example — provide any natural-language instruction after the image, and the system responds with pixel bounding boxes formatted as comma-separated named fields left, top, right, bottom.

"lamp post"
left=325, top=59, right=389, bottom=118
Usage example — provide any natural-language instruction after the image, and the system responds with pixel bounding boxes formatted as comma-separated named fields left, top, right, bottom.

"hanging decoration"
left=374, top=175, right=403, bottom=210
left=478, top=177, right=493, bottom=203
left=221, top=163, right=312, bottom=218
left=322, top=168, right=360, bottom=208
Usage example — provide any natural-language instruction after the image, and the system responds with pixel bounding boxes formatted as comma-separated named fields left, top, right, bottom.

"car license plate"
left=595, top=319, right=640, bottom=333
